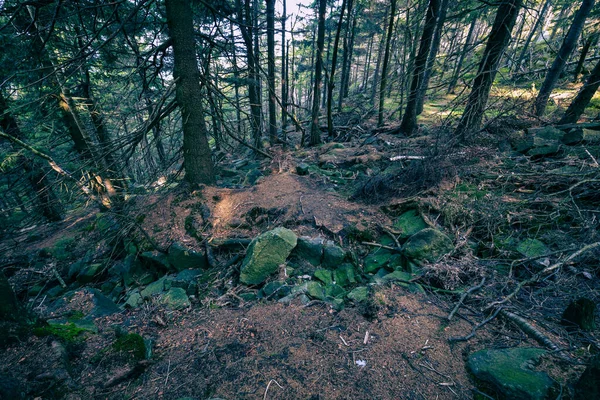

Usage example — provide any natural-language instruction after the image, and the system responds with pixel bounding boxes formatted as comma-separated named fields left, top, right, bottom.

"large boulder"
left=467, top=348, right=555, bottom=400
left=403, top=228, right=453, bottom=263
left=240, top=228, right=298, bottom=285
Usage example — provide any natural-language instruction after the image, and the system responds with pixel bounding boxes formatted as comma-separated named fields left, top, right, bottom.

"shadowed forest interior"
left=1, top=0, right=600, bottom=399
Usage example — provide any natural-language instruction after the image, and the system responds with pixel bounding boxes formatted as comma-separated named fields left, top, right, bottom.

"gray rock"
left=294, top=236, right=325, bottom=266
left=467, top=348, right=555, bottom=400
left=403, top=228, right=453, bottom=263
left=528, top=143, right=560, bottom=158
left=140, top=251, right=171, bottom=272
left=172, top=269, right=202, bottom=295
left=140, top=276, right=170, bottom=299
left=393, top=209, right=428, bottom=239
left=322, top=242, right=346, bottom=268
left=161, top=287, right=190, bottom=310
left=168, top=243, right=207, bottom=271
left=562, top=128, right=583, bottom=145
left=76, top=263, right=104, bottom=284
left=306, top=281, right=326, bottom=300
left=240, top=228, right=298, bottom=285
left=296, top=163, right=310, bottom=176
left=124, top=291, right=143, bottom=308
left=347, top=286, right=368, bottom=303
left=87, top=289, right=121, bottom=318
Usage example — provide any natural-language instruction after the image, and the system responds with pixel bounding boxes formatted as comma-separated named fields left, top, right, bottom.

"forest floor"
left=1, top=100, right=600, bottom=399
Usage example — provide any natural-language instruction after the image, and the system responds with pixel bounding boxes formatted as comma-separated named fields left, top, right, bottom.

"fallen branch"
left=499, top=310, right=560, bottom=352
left=448, top=277, right=486, bottom=321
left=362, top=241, right=402, bottom=252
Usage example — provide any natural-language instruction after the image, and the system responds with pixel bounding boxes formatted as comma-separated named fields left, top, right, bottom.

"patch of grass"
left=34, top=323, right=88, bottom=343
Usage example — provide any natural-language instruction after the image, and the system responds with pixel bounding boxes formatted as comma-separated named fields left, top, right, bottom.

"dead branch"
left=499, top=310, right=561, bottom=352
left=447, top=277, right=486, bottom=321
left=362, top=241, right=402, bottom=252
left=448, top=307, right=502, bottom=343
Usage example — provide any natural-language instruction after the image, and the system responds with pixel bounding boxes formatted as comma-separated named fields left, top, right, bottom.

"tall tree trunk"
left=573, top=31, right=599, bottom=81
left=416, top=0, right=449, bottom=116
left=377, top=0, right=398, bottom=127
left=361, top=35, right=374, bottom=91
left=447, top=15, right=477, bottom=94
left=371, top=19, right=388, bottom=107
left=165, top=0, right=214, bottom=184
left=236, top=0, right=263, bottom=148
left=559, top=58, right=600, bottom=124
left=534, top=0, right=595, bottom=116
left=399, top=0, right=440, bottom=135
left=327, top=0, right=347, bottom=138
left=309, top=0, right=327, bottom=146
left=281, top=0, right=288, bottom=132
left=266, top=0, right=277, bottom=145
left=0, top=90, right=63, bottom=222
left=253, top=0, right=263, bottom=135
left=455, top=0, right=523, bottom=141
left=230, top=23, right=243, bottom=137
left=513, top=0, right=552, bottom=75
left=549, top=2, right=570, bottom=43
left=339, top=0, right=356, bottom=109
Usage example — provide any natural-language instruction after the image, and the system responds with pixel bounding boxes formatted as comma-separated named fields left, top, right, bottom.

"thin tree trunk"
left=513, top=0, right=552, bottom=75
left=455, top=0, right=523, bottom=141
left=371, top=19, right=388, bottom=107
left=400, top=0, right=440, bottom=134
left=447, top=15, right=477, bottom=94
left=573, top=31, right=599, bottom=81
left=377, top=0, right=398, bottom=127
left=266, top=0, right=277, bottom=145
left=281, top=0, right=288, bottom=132
left=309, top=0, right=327, bottom=146
left=327, top=0, right=347, bottom=138
left=416, top=0, right=449, bottom=116
left=559, top=58, right=600, bottom=124
left=165, top=0, right=214, bottom=184
left=534, top=0, right=595, bottom=116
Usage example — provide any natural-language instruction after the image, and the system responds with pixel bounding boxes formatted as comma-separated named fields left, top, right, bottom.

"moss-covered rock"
left=393, top=209, right=428, bottom=239
left=467, top=348, right=554, bottom=400
left=347, top=286, right=369, bottom=303
left=293, top=236, right=325, bottom=266
left=516, top=238, right=549, bottom=259
left=140, top=276, right=170, bottom=299
left=76, top=263, right=104, bottom=284
left=561, top=298, right=596, bottom=332
left=403, top=228, right=453, bottom=263
left=240, top=228, right=298, bottom=285
left=306, top=281, right=326, bottom=300
left=113, top=333, right=147, bottom=361
left=575, top=355, right=600, bottom=400
left=322, top=242, right=346, bottom=268
left=161, top=287, right=190, bottom=310
left=333, top=264, right=357, bottom=287
left=314, top=269, right=333, bottom=285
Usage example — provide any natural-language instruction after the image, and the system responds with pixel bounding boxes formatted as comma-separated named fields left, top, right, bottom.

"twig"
left=487, top=242, right=600, bottom=310
left=448, top=277, right=486, bottom=321
left=52, top=267, right=67, bottom=288
left=448, top=307, right=502, bottom=343
left=361, top=241, right=402, bottom=252
left=381, top=226, right=402, bottom=250
left=584, top=148, right=599, bottom=167
left=263, top=379, right=283, bottom=400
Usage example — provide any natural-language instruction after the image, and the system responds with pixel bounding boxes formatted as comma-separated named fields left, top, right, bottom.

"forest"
left=1, top=0, right=600, bottom=398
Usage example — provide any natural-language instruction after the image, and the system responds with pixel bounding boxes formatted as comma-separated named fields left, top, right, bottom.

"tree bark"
left=399, top=0, right=441, bottom=135
left=447, top=15, right=477, bottom=94
left=559, top=58, right=600, bottom=124
left=281, top=0, right=288, bottom=132
left=534, top=0, right=595, bottom=116
left=165, top=0, right=214, bottom=184
left=513, top=0, right=552, bottom=76
left=327, top=0, right=347, bottom=138
left=309, top=0, right=327, bottom=146
left=266, top=0, right=277, bottom=145
left=377, top=0, right=398, bottom=127
left=454, top=0, right=523, bottom=141
left=573, top=31, right=599, bottom=82
left=416, top=0, right=449, bottom=116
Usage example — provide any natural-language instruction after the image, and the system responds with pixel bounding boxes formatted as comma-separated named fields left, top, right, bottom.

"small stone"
left=124, top=291, right=143, bottom=308
left=161, top=287, right=190, bottom=310
left=76, top=263, right=104, bottom=284
left=527, top=143, right=560, bottom=158
left=334, top=264, right=357, bottom=287
left=296, top=163, right=310, bottom=176
left=322, top=242, right=346, bottom=268
left=314, top=269, right=333, bottom=285
left=306, top=281, right=326, bottom=300
left=347, top=286, right=368, bottom=303
left=324, top=284, right=346, bottom=299
left=140, top=251, right=171, bottom=272
left=293, top=236, right=325, bottom=266
left=140, top=277, right=169, bottom=299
